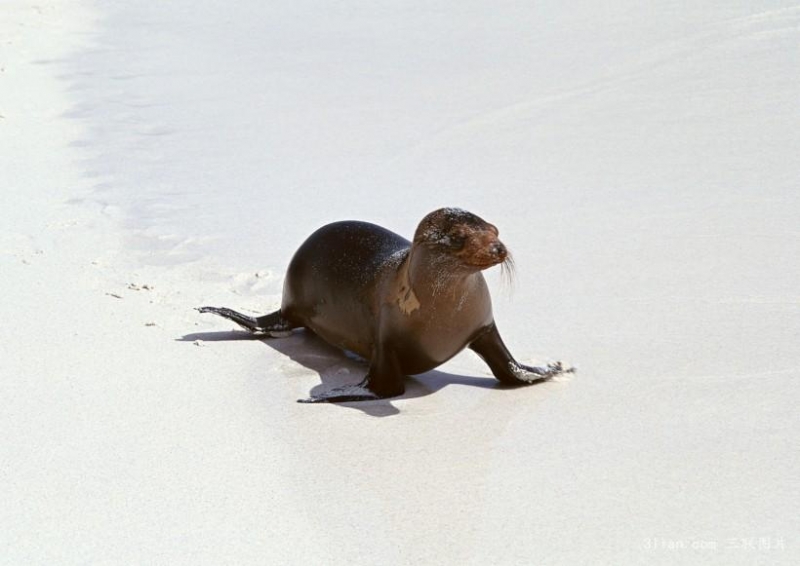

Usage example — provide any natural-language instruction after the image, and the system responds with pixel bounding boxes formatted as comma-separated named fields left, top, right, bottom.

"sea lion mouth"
left=465, top=244, right=511, bottom=270
left=470, top=258, right=505, bottom=269
left=459, top=235, right=510, bottom=270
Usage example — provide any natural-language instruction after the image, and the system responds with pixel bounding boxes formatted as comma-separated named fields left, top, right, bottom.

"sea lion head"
left=413, top=207, right=512, bottom=272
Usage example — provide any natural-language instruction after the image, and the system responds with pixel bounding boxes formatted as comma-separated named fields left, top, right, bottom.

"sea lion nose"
left=491, top=241, right=507, bottom=259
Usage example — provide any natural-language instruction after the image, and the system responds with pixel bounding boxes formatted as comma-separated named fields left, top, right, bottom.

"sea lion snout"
left=489, top=240, right=507, bottom=260
left=464, top=231, right=509, bottom=269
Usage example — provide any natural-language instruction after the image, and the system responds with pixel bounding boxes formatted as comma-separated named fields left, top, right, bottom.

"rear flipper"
left=197, top=306, right=296, bottom=336
left=470, top=324, right=575, bottom=385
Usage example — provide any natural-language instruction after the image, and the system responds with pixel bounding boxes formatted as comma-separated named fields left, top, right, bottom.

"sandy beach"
left=2, top=1, right=799, bottom=564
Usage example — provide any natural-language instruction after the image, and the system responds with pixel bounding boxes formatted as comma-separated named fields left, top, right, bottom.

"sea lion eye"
left=447, top=229, right=467, bottom=249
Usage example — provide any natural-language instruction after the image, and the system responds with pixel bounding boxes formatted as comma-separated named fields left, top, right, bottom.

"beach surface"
left=2, top=1, right=799, bottom=564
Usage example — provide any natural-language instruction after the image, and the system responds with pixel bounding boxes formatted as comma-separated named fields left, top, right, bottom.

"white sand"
left=2, top=1, right=799, bottom=564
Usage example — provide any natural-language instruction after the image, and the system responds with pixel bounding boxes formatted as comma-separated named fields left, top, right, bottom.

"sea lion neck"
left=393, top=246, right=481, bottom=316
left=405, top=244, right=479, bottom=294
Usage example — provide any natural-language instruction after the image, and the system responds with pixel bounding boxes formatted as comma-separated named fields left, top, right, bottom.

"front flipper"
left=298, top=379, right=384, bottom=403
left=298, top=344, right=405, bottom=403
left=470, top=324, right=575, bottom=385
left=508, top=360, right=573, bottom=383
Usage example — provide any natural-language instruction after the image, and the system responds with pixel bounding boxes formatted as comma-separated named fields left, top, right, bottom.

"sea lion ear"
left=417, top=228, right=447, bottom=246
left=415, top=223, right=462, bottom=248
left=413, top=214, right=442, bottom=244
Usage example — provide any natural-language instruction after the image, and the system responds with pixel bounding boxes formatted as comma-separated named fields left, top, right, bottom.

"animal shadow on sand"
left=178, top=329, right=517, bottom=417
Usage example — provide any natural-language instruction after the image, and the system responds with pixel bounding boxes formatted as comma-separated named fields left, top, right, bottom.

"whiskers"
left=500, top=251, right=516, bottom=293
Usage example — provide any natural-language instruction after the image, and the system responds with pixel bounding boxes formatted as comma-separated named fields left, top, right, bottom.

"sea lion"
left=199, top=207, right=572, bottom=402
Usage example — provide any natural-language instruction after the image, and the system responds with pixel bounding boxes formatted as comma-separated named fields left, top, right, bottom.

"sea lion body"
left=281, top=221, right=410, bottom=361
left=200, top=208, right=570, bottom=402
left=282, top=220, right=493, bottom=375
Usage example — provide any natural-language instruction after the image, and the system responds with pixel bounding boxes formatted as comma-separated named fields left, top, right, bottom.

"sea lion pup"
left=199, top=208, right=572, bottom=402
